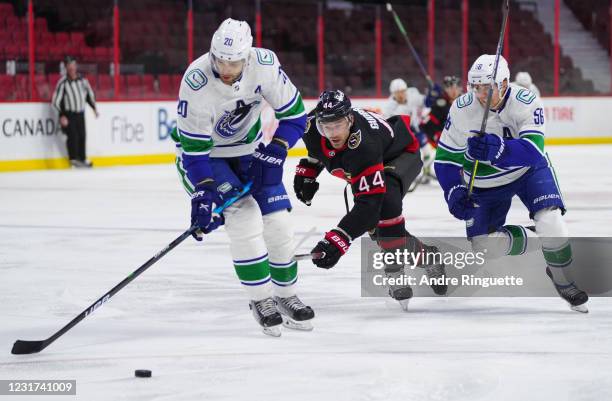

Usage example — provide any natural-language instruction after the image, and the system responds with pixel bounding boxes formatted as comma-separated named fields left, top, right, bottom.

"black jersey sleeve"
left=419, top=97, right=449, bottom=141
left=336, top=132, right=386, bottom=240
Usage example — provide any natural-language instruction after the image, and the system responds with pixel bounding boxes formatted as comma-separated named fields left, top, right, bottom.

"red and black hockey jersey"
left=302, top=107, right=418, bottom=239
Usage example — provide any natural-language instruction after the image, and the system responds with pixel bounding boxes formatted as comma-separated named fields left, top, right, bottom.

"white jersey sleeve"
left=506, top=87, right=546, bottom=155
left=257, top=48, right=306, bottom=122
left=381, top=97, right=398, bottom=119
left=176, top=69, right=215, bottom=159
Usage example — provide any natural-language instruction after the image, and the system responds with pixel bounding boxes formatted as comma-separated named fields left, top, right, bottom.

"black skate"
left=385, top=269, right=413, bottom=311
left=274, top=295, right=315, bottom=331
left=546, top=267, right=589, bottom=313
left=249, top=298, right=283, bottom=337
left=421, top=245, right=448, bottom=295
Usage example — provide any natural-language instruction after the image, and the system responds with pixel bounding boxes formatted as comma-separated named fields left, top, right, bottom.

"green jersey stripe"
left=521, top=134, right=545, bottom=153
left=435, top=147, right=465, bottom=165
left=275, top=94, right=305, bottom=120
left=243, top=116, right=262, bottom=145
left=179, top=133, right=214, bottom=154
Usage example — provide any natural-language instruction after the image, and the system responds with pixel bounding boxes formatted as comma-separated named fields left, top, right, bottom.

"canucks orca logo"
left=215, top=99, right=260, bottom=138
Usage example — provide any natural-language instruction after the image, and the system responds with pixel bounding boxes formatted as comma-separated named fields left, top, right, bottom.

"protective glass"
left=316, top=117, right=351, bottom=138
left=211, top=54, right=246, bottom=77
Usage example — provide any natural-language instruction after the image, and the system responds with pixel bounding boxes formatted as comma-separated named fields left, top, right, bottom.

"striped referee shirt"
left=51, top=75, right=97, bottom=115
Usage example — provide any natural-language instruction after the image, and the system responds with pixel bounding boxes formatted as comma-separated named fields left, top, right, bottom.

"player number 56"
left=533, top=108, right=544, bottom=125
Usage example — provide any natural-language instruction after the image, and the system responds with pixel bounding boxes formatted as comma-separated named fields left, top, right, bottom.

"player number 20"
left=359, top=170, right=384, bottom=192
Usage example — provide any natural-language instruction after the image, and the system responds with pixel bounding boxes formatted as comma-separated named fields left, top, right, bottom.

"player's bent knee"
left=470, top=232, right=511, bottom=259
left=262, top=210, right=295, bottom=262
left=224, top=196, right=266, bottom=257
left=534, top=207, right=568, bottom=238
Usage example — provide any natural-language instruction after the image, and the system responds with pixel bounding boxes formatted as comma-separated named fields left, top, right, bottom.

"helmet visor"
left=316, top=116, right=351, bottom=138
left=211, top=54, right=245, bottom=78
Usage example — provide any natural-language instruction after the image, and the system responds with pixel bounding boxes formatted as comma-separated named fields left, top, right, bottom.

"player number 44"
left=359, top=170, right=384, bottom=193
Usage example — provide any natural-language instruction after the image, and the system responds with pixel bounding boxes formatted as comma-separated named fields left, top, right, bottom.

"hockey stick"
left=11, top=182, right=252, bottom=355
left=293, top=252, right=324, bottom=262
left=466, top=0, right=510, bottom=196
left=386, top=3, right=434, bottom=89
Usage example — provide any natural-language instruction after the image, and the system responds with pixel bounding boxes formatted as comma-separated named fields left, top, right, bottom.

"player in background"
left=419, top=76, right=462, bottom=148
left=172, top=18, right=313, bottom=336
left=513, top=71, right=541, bottom=97
left=382, top=78, right=425, bottom=132
left=416, top=76, right=463, bottom=183
left=434, top=54, right=589, bottom=312
left=382, top=78, right=438, bottom=190
left=295, top=90, right=447, bottom=310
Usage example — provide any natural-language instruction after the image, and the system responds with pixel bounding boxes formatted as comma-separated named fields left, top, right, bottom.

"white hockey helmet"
left=515, top=71, right=533, bottom=88
left=468, top=54, right=510, bottom=91
left=389, top=78, right=408, bottom=93
left=210, top=18, right=253, bottom=62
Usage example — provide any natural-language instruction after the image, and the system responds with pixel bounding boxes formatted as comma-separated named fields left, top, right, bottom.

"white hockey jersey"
left=381, top=87, right=424, bottom=130
left=173, top=47, right=305, bottom=159
left=435, top=84, right=546, bottom=188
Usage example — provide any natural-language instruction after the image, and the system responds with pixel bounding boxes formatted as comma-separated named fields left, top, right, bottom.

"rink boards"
left=0, top=96, right=611, bottom=171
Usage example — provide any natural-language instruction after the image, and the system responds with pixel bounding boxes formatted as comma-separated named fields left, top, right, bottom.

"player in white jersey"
left=434, top=54, right=589, bottom=312
left=382, top=78, right=435, bottom=187
left=382, top=78, right=425, bottom=126
left=171, top=18, right=313, bottom=336
left=513, top=71, right=541, bottom=97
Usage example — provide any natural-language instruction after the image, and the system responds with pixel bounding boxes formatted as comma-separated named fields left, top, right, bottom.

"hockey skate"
left=420, top=244, right=448, bottom=295
left=274, top=295, right=315, bottom=331
left=546, top=267, right=589, bottom=313
left=249, top=298, right=283, bottom=337
left=385, top=269, right=413, bottom=311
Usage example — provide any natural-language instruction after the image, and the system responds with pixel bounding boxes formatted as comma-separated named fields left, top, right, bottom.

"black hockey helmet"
left=315, top=90, right=352, bottom=123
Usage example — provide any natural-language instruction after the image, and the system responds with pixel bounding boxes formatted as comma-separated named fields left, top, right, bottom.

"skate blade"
left=282, top=316, right=314, bottom=331
left=398, top=299, right=410, bottom=312
left=570, top=303, right=589, bottom=313
left=262, top=325, right=282, bottom=337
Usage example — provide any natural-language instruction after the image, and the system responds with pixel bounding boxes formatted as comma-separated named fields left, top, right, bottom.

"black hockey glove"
left=294, top=158, right=324, bottom=206
left=311, top=229, right=351, bottom=269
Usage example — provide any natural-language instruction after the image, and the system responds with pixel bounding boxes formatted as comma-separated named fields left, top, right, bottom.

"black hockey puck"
left=135, top=369, right=152, bottom=378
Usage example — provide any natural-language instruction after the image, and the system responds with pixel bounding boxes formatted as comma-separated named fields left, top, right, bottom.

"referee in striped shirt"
left=51, top=56, right=99, bottom=168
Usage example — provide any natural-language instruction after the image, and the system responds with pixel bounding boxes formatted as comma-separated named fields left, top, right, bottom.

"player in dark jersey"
left=420, top=75, right=462, bottom=146
left=294, top=90, right=447, bottom=308
left=412, top=76, right=463, bottom=188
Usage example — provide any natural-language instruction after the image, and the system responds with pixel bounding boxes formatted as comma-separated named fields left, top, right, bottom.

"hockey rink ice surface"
left=1, top=145, right=612, bottom=401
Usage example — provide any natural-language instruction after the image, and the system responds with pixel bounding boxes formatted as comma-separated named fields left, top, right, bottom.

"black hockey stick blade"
left=12, top=340, right=47, bottom=355
left=11, top=182, right=253, bottom=355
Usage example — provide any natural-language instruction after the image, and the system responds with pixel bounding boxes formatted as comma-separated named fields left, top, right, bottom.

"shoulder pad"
left=455, top=92, right=474, bottom=109
left=253, top=47, right=276, bottom=66
left=514, top=88, right=537, bottom=105
left=183, top=68, right=209, bottom=91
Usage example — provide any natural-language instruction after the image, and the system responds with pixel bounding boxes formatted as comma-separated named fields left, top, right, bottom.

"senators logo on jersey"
left=347, top=130, right=362, bottom=150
